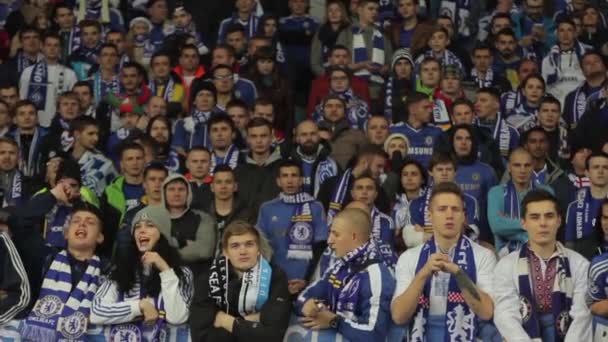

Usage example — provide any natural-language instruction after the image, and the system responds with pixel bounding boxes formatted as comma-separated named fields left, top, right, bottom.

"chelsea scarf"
left=208, top=255, right=272, bottom=317
left=21, top=251, right=101, bottom=342
left=281, top=192, right=316, bottom=260
left=518, top=244, right=573, bottom=342
left=352, top=26, right=385, bottom=85
left=28, top=62, right=49, bottom=111
left=409, top=235, right=478, bottom=342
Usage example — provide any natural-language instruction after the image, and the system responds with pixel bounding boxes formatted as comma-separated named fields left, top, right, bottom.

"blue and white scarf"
left=439, top=0, right=472, bottom=38
left=208, top=255, right=272, bottom=317
left=281, top=192, right=316, bottom=260
left=313, top=90, right=369, bottom=130
left=325, top=241, right=380, bottom=317
left=371, top=207, right=397, bottom=270
left=410, top=235, right=478, bottom=342
left=481, top=113, right=513, bottom=159
left=503, top=180, right=535, bottom=219
left=16, top=51, right=42, bottom=73
left=28, top=62, right=49, bottom=111
left=501, top=90, right=523, bottom=116
left=14, top=127, right=43, bottom=177
left=327, top=169, right=353, bottom=225
left=44, top=205, right=71, bottom=249
left=210, top=145, right=240, bottom=172
left=79, top=150, right=118, bottom=197
left=352, top=25, right=385, bottom=84
left=184, top=110, right=212, bottom=149
left=471, top=68, right=493, bottom=88
left=20, top=251, right=101, bottom=342
left=569, top=187, right=602, bottom=241
left=416, top=49, right=463, bottom=72
left=164, top=149, right=181, bottom=173
left=93, top=71, right=120, bottom=105
left=3, top=170, right=23, bottom=207
left=518, top=244, right=573, bottom=342
left=150, top=78, right=176, bottom=102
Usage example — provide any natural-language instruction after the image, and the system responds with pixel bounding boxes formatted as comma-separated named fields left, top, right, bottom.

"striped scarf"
left=150, top=78, right=176, bottom=102
left=210, top=145, right=240, bottom=172
left=518, top=244, right=573, bottom=341
left=13, top=127, right=43, bottom=177
left=93, top=71, right=120, bottom=106
left=21, top=251, right=101, bottom=342
left=470, top=68, right=494, bottom=88
left=352, top=25, right=385, bottom=85
left=545, top=41, right=589, bottom=86
left=327, top=169, right=352, bottom=225
left=281, top=192, right=316, bottom=260
left=567, top=187, right=603, bottom=241
left=410, top=235, right=478, bottom=342
left=28, top=62, right=48, bottom=111
left=503, top=180, right=535, bottom=219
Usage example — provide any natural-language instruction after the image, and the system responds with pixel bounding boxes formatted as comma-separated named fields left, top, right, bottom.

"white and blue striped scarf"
left=28, top=62, right=49, bottom=111
left=352, top=26, right=385, bottom=85
left=281, top=192, right=316, bottom=260
left=327, top=169, right=352, bottom=225
left=20, top=250, right=101, bottom=342
left=470, top=68, right=493, bottom=88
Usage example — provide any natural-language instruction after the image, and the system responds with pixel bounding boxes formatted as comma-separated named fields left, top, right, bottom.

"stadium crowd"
left=1, top=0, right=608, bottom=341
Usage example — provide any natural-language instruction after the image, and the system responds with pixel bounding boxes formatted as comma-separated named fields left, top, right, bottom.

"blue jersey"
left=257, top=198, right=328, bottom=280
left=389, top=123, right=443, bottom=168
left=455, top=162, right=498, bottom=205
left=589, top=253, right=608, bottom=303
left=279, top=15, right=318, bottom=67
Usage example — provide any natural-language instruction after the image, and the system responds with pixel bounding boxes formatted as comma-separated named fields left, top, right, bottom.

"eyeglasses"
left=214, top=74, right=233, bottom=80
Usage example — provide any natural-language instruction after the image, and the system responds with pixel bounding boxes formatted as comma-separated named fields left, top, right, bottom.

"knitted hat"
left=192, top=81, right=217, bottom=101
left=131, top=205, right=172, bottom=239
left=442, top=64, right=463, bottom=80
left=383, top=132, right=410, bottom=155
left=118, top=97, right=145, bottom=116
left=129, top=16, right=153, bottom=32
left=391, top=48, right=414, bottom=70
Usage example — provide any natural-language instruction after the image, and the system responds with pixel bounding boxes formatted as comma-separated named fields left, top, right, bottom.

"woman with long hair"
left=147, top=115, right=183, bottom=173
left=391, top=159, right=427, bottom=250
left=310, top=0, right=350, bottom=76
left=505, top=73, right=546, bottom=133
left=91, top=206, right=193, bottom=341
left=190, top=220, right=291, bottom=342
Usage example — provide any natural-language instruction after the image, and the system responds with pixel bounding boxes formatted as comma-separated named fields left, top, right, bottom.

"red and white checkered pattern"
left=447, top=291, right=465, bottom=303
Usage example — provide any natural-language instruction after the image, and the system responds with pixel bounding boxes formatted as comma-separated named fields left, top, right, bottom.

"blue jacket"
left=257, top=197, right=328, bottom=280
left=296, top=256, right=395, bottom=341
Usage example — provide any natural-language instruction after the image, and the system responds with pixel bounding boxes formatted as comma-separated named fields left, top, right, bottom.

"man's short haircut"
left=213, top=164, right=235, bottom=177
left=53, top=3, right=73, bottom=17
left=350, top=144, right=388, bottom=168
left=188, top=146, right=211, bottom=157
left=122, top=61, right=143, bottom=75
left=476, top=86, right=501, bottom=101
left=79, top=19, right=102, bottom=31
left=19, top=26, right=40, bottom=39
left=70, top=115, right=97, bottom=134
left=207, top=112, right=236, bottom=132
left=72, top=201, right=105, bottom=231
left=520, top=126, right=549, bottom=146
left=119, top=141, right=144, bottom=159
left=585, top=152, right=608, bottom=170
left=213, top=44, right=235, bottom=57
left=246, top=117, right=273, bottom=132
left=358, top=0, right=379, bottom=7
left=557, top=17, right=576, bottom=29
left=226, top=24, right=246, bottom=36
left=452, top=98, right=474, bottom=112
left=329, top=44, right=350, bottom=56
left=521, top=189, right=561, bottom=218
left=180, top=43, right=199, bottom=56
left=429, top=152, right=457, bottom=171
left=0, top=84, right=17, bottom=92
left=254, top=97, right=274, bottom=108
left=100, top=42, right=118, bottom=53
left=491, top=13, right=513, bottom=26
left=276, top=159, right=302, bottom=178
left=0, top=137, right=17, bottom=149
left=143, top=161, right=168, bottom=178
left=43, top=32, right=62, bottom=46
left=57, top=91, right=79, bottom=104
left=151, top=51, right=172, bottom=65
left=429, top=181, right=464, bottom=207
left=508, top=146, right=533, bottom=161
left=405, top=92, right=430, bottom=111
left=495, top=28, right=516, bottom=39
left=211, top=63, right=233, bottom=75
left=540, top=95, right=561, bottom=110
left=334, top=208, right=371, bottom=237
left=472, top=42, right=492, bottom=55
left=419, top=57, right=441, bottom=69
left=581, top=50, right=606, bottom=67
left=13, top=100, right=36, bottom=115
left=226, top=98, right=250, bottom=112
left=73, top=80, right=93, bottom=93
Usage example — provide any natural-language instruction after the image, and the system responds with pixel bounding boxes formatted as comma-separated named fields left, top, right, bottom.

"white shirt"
left=542, top=49, right=586, bottom=107
left=392, top=236, right=496, bottom=315
left=19, top=63, right=77, bottom=127
left=492, top=246, right=591, bottom=342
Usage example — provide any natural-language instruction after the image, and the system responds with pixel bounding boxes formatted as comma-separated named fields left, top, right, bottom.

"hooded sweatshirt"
left=162, top=174, right=216, bottom=276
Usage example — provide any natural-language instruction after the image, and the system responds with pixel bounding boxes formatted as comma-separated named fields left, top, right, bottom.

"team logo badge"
left=472, top=173, right=480, bottom=181
left=59, top=311, right=87, bottom=339
left=519, top=296, right=532, bottom=323
left=110, top=324, right=142, bottom=342
left=556, top=311, right=571, bottom=337
left=425, top=136, right=433, bottom=146
left=35, top=295, right=63, bottom=318
left=290, top=222, right=312, bottom=244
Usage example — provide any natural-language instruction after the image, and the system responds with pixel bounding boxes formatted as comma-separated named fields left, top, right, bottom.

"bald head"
left=509, top=147, right=533, bottom=163
left=345, top=200, right=371, bottom=214
left=334, top=208, right=371, bottom=238
left=296, top=119, right=320, bottom=154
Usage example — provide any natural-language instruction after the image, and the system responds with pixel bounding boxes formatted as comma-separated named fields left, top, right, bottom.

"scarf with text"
left=281, top=192, right=316, bottom=260
left=16, top=51, right=42, bottom=73
left=21, top=251, right=100, bottom=342
left=208, top=255, right=272, bottom=317
left=28, top=62, right=49, bottom=110
left=327, top=169, right=353, bottom=225
left=568, top=187, right=603, bottom=241
left=545, top=41, right=589, bottom=86
left=352, top=26, right=385, bottom=84
left=410, top=235, right=478, bottom=342
left=518, top=244, right=573, bottom=341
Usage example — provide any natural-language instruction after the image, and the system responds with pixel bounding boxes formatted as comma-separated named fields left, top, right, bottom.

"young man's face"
left=76, top=125, right=99, bottom=150
left=521, top=200, right=561, bottom=247
left=212, top=171, right=238, bottom=200
left=165, top=180, right=188, bottom=209
left=430, top=162, right=456, bottom=183
left=210, top=122, right=234, bottom=150
left=0, top=88, right=18, bottom=109
left=227, top=106, right=250, bottom=130
left=99, top=47, right=118, bottom=70
left=0, top=142, right=17, bottom=171
left=54, top=7, right=75, bottom=30
left=173, top=10, right=192, bottom=27
left=571, top=148, right=591, bottom=172
left=0, top=104, right=10, bottom=128
left=59, top=98, right=80, bottom=121
left=73, top=86, right=93, bottom=110
left=276, top=166, right=303, bottom=194
left=538, top=103, right=560, bottom=129
left=212, top=69, right=235, bottom=94
left=81, top=26, right=101, bottom=48
left=212, top=48, right=234, bottom=67
left=429, top=31, right=449, bottom=53
left=473, top=49, right=492, bottom=71
left=351, top=177, right=377, bottom=206
left=246, top=125, right=272, bottom=155
left=329, top=71, right=350, bottom=93
left=147, top=97, right=167, bottom=117
left=194, top=90, right=216, bottom=112
left=65, top=210, right=104, bottom=252
left=440, top=76, right=461, bottom=95
left=121, top=149, right=145, bottom=177
left=524, top=131, right=549, bottom=160
left=253, top=104, right=274, bottom=123
left=586, top=156, right=608, bottom=188
left=179, top=48, right=200, bottom=71
left=411, top=99, right=433, bottom=124
left=226, top=31, right=247, bottom=53
left=121, top=67, right=141, bottom=91
left=420, top=61, right=440, bottom=87
left=43, top=37, right=61, bottom=61
left=366, top=116, right=389, bottom=145
left=429, top=193, right=466, bottom=239
left=508, top=151, right=534, bottom=185
left=322, top=99, right=346, bottom=122
left=21, top=31, right=40, bottom=54
left=236, top=0, right=256, bottom=13
left=106, top=33, right=126, bottom=55
left=186, top=150, right=210, bottom=179
left=452, top=104, right=474, bottom=125
left=557, top=23, right=576, bottom=47
left=453, top=129, right=472, bottom=157
left=14, top=105, right=37, bottom=131
left=148, top=0, right=168, bottom=22
left=289, top=0, right=308, bottom=16
left=582, top=54, right=606, bottom=79
left=358, top=2, right=379, bottom=24
left=398, top=0, right=417, bottom=20
left=491, top=17, right=511, bottom=34
left=152, top=56, right=171, bottom=79
left=474, top=93, right=498, bottom=118
left=143, top=169, right=167, bottom=202
left=329, top=49, right=349, bottom=66
left=495, top=34, right=516, bottom=57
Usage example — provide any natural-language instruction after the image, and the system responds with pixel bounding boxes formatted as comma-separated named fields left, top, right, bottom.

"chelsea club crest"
left=425, top=136, right=433, bottom=146
left=59, top=311, right=88, bottom=339
left=110, top=324, right=142, bottom=342
left=519, top=296, right=532, bottom=323
left=35, top=295, right=63, bottom=318
left=290, top=222, right=312, bottom=244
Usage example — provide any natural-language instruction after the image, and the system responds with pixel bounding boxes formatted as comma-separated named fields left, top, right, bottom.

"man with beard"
left=563, top=51, right=607, bottom=130
left=0, top=138, right=26, bottom=207
left=519, top=127, right=567, bottom=187
left=69, top=20, right=103, bottom=81
left=512, top=0, right=557, bottom=55
left=286, top=120, right=338, bottom=197
left=491, top=29, right=525, bottom=88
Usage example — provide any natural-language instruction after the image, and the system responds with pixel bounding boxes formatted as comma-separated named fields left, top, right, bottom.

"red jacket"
left=306, top=75, right=371, bottom=116
left=173, top=65, right=206, bottom=110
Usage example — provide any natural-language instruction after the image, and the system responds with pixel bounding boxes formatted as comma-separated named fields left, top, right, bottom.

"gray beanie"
left=131, top=205, right=172, bottom=241
left=391, top=48, right=414, bottom=70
